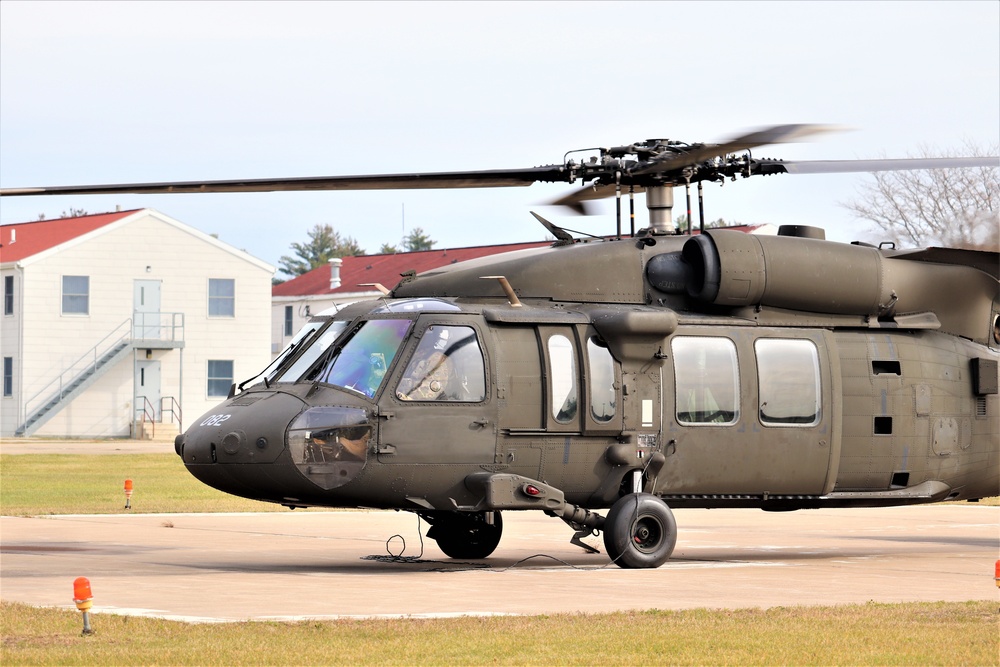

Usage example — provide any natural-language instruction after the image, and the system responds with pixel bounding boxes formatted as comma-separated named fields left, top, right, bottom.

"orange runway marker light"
left=995, top=560, right=999, bottom=588
left=124, top=478, right=134, bottom=510
left=73, top=577, right=95, bottom=636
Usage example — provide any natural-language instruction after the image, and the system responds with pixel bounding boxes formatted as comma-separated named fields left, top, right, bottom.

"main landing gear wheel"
left=427, top=510, right=503, bottom=559
left=603, top=493, right=677, bottom=569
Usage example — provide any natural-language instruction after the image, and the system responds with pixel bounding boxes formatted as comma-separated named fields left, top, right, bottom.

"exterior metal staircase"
left=15, top=314, right=184, bottom=437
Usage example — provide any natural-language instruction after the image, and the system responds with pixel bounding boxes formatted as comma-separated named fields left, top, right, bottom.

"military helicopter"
left=2, top=124, right=998, bottom=568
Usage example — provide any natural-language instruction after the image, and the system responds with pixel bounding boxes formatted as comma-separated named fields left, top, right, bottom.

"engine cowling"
left=678, top=229, right=893, bottom=316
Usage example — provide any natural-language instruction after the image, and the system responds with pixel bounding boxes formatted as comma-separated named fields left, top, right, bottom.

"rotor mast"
left=645, top=185, right=675, bottom=234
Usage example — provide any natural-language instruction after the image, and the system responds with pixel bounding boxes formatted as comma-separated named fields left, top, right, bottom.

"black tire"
left=603, top=493, right=677, bottom=569
left=428, top=511, right=503, bottom=559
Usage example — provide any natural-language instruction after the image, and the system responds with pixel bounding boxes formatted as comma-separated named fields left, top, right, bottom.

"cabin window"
left=208, top=278, right=235, bottom=317
left=755, top=338, right=821, bottom=426
left=672, top=336, right=739, bottom=425
left=3, top=357, right=12, bottom=397
left=3, top=275, right=12, bottom=315
left=315, top=319, right=411, bottom=398
left=587, top=336, right=616, bottom=422
left=284, top=306, right=294, bottom=337
left=61, top=275, right=89, bottom=315
left=207, top=359, right=234, bottom=397
left=549, top=334, right=578, bottom=423
left=396, top=325, right=486, bottom=402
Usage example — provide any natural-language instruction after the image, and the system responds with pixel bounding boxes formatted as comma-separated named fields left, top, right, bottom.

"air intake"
left=778, top=225, right=825, bottom=239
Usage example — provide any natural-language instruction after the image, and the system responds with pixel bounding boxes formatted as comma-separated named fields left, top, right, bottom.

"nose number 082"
left=200, top=414, right=232, bottom=427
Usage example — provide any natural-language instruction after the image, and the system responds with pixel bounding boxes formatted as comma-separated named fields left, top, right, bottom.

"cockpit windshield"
left=275, top=320, right=349, bottom=383
left=241, top=320, right=325, bottom=390
left=308, top=319, right=411, bottom=398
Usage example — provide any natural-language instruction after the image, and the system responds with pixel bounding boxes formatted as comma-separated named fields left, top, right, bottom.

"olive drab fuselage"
left=177, top=229, right=1000, bottom=521
left=8, top=125, right=997, bottom=568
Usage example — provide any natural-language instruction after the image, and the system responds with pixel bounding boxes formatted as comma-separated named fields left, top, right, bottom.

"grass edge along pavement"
left=2, top=600, right=997, bottom=666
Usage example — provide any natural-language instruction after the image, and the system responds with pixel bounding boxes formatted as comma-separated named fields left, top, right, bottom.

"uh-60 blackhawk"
left=3, top=124, right=998, bottom=568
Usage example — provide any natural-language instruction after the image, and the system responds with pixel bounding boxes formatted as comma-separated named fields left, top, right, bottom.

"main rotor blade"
left=631, top=123, right=839, bottom=176
left=760, top=156, right=1000, bottom=175
left=0, top=165, right=571, bottom=197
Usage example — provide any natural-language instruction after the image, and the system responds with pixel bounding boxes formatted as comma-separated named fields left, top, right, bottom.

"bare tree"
left=844, top=142, right=999, bottom=250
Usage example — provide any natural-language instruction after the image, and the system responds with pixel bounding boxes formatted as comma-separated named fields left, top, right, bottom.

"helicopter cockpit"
left=265, top=298, right=482, bottom=401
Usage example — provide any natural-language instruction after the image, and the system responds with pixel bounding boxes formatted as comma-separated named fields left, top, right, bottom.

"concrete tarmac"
left=2, top=505, right=998, bottom=622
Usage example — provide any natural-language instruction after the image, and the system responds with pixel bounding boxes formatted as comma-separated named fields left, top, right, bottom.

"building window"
left=672, top=336, right=740, bottom=425
left=284, top=305, right=293, bottom=336
left=207, top=360, right=234, bottom=397
left=62, top=275, right=90, bottom=315
left=208, top=279, right=235, bottom=317
left=755, top=338, right=821, bottom=426
left=3, top=275, right=12, bottom=315
left=3, top=357, right=12, bottom=396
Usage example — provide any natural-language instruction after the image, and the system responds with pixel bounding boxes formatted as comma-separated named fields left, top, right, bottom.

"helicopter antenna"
left=529, top=211, right=573, bottom=243
left=480, top=276, right=522, bottom=308
left=360, top=282, right=391, bottom=296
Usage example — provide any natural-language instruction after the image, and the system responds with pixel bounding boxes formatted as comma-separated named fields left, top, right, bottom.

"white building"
left=1, top=209, right=274, bottom=438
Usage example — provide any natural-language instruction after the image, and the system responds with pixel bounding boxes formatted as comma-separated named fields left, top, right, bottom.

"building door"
left=135, top=360, right=161, bottom=421
left=133, top=280, right=162, bottom=340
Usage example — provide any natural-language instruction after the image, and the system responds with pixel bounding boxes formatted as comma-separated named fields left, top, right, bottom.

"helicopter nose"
left=177, top=392, right=306, bottom=465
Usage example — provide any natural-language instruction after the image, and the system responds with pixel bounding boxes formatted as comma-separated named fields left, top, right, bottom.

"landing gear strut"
left=425, top=510, right=503, bottom=559
left=603, top=493, right=677, bottom=568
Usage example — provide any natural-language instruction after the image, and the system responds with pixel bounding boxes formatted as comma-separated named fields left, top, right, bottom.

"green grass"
left=0, top=454, right=287, bottom=515
left=2, top=600, right=996, bottom=666
left=4, top=452, right=996, bottom=516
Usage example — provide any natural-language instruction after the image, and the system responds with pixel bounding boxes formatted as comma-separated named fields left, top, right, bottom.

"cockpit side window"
left=396, top=325, right=486, bottom=402
left=314, top=319, right=411, bottom=398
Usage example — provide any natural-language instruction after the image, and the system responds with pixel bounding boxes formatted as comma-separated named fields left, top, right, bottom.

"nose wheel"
left=426, top=510, right=503, bottom=560
left=603, top=493, right=677, bottom=568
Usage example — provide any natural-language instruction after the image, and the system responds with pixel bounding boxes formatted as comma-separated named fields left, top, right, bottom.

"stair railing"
left=135, top=395, right=156, bottom=439
left=160, top=396, right=182, bottom=430
left=21, top=318, right=133, bottom=427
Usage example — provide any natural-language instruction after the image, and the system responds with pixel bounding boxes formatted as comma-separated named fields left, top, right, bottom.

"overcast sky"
left=1, top=1, right=997, bottom=271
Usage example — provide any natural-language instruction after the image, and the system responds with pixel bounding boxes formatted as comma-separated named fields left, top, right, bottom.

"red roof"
left=0, top=210, right=140, bottom=263
left=273, top=240, right=552, bottom=297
